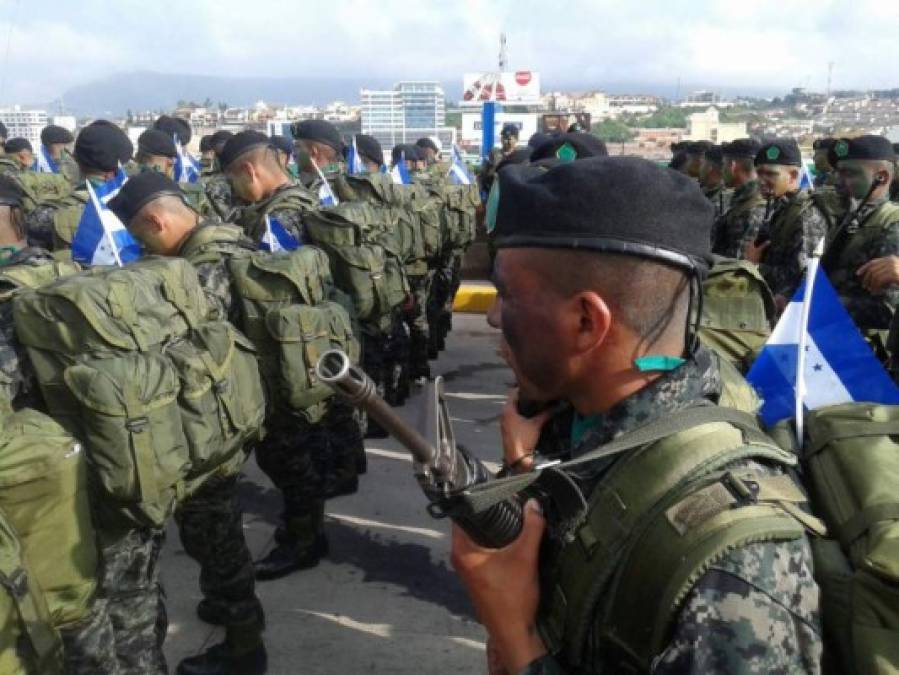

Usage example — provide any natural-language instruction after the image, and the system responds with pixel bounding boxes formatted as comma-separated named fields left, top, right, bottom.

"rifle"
left=315, top=349, right=524, bottom=548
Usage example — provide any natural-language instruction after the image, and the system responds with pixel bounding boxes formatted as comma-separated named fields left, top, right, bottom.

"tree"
left=632, top=107, right=688, bottom=129
left=591, top=119, right=636, bottom=143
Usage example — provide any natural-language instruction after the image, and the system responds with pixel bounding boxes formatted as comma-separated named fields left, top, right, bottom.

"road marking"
left=327, top=513, right=446, bottom=539
left=448, top=636, right=486, bottom=651
left=444, top=392, right=507, bottom=401
left=298, top=611, right=393, bottom=638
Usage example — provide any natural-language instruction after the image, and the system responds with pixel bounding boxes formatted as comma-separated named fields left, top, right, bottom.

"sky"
left=1, top=0, right=897, bottom=105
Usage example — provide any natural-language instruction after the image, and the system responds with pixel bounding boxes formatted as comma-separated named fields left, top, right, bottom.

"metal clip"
left=722, top=472, right=759, bottom=507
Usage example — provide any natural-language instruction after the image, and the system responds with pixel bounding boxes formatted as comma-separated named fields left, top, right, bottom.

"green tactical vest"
left=48, top=189, right=88, bottom=250
left=699, top=258, right=776, bottom=373
left=457, top=406, right=817, bottom=673
left=0, top=510, right=62, bottom=675
left=13, top=173, right=73, bottom=215
left=180, top=182, right=215, bottom=218
left=12, top=257, right=266, bottom=528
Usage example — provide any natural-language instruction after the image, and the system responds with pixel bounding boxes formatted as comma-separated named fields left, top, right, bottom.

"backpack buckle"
left=126, top=416, right=149, bottom=433
left=0, top=568, right=29, bottom=599
left=722, top=472, right=759, bottom=507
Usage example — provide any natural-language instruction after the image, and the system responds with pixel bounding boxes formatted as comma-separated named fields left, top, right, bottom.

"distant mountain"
left=58, top=71, right=410, bottom=117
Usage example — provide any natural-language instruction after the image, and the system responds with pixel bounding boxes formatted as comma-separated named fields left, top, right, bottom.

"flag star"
left=813, top=363, right=823, bottom=372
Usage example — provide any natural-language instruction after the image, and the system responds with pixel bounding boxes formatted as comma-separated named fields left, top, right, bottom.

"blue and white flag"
left=315, top=164, right=339, bottom=206
left=448, top=145, right=473, bottom=185
left=71, top=169, right=142, bottom=267
left=799, top=159, right=815, bottom=191
left=746, top=258, right=899, bottom=428
left=390, top=153, right=412, bottom=185
left=33, top=145, right=59, bottom=174
left=347, top=135, right=365, bottom=176
left=173, top=137, right=201, bottom=184
left=259, top=214, right=300, bottom=252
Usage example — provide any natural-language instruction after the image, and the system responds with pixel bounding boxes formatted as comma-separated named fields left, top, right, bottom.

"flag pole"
left=86, top=181, right=124, bottom=268
left=794, top=239, right=825, bottom=444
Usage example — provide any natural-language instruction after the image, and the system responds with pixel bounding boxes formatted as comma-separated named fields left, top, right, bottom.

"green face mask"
left=0, top=245, right=22, bottom=266
left=294, top=148, right=313, bottom=172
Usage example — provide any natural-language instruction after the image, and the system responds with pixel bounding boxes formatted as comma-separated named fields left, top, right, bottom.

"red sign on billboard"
left=515, top=71, right=532, bottom=86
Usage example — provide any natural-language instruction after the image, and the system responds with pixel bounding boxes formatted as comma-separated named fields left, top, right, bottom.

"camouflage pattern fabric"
left=96, top=525, right=167, bottom=675
left=0, top=156, right=22, bottom=177
left=321, top=397, right=364, bottom=497
left=533, top=348, right=822, bottom=673
left=203, top=172, right=244, bottom=223
left=174, top=463, right=263, bottom=628
left=59, top=597, right=121, bottom=675
left=704, top=184, right=733, bottom=220
left=403, top=273, right=432, bottom=378
left=238, top=181, right=317, bottom=245
left=58, top=150, right=80, bottom=187
left=822, top=199, right=899, bottom=332
left=711, top=181, right=767, bottom=260
left=757, top=190, right=831, bottom=299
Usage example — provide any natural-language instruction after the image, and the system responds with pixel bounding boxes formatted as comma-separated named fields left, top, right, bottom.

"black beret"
left=893, top=143, right=899, bottom=156
left=40, top=125, right=74, bottom=146
left=528, top=132, right=552, bottom=149
left=415, top=137, right=440, bottom=153
left=703, top=145, right=724, bottom=165
left=831, top=135, right=896, bottom=163
left=219, top=130, right=273, bottom=170
left=0, top=122, right=6, bottom=139
left=721, top=138, right=760, bottom=159
left=812, top=137, right=837, bottom=151
left=500, top=123, right=519, bottom=138
left=670, top=141, right=690, bottom=153
left=74, top=120, right=133, bottom=172
left=354, top=134, right=383, bottom=166
left=493, top=156, right=713, bottom=273
left=137, top=129, right=177, bottom=159
left=669, top=152, right=688, bottom=171
left=686, top=141, right=714, bottom=155
left=755, top=139, right=802, bottom=167
left=496, top=146, right=533, bottom=172
left=291, top=120, right=343, bottom=154
left=391, top=143, right=421, bottom=165
left=210, top=131, right=234, bottom=156
left=108, top=171, right=186, bottom=225
left=153, top=115, right=191, bottom=145
left=0, top=175, right=23, bottom=207
left=270, top=135, right=294, bottom=157
left=4, top=138, right=31, bottom=154
left=530, top=132, right=608, bottom=163
left=199, top=134, right=213, bottom=153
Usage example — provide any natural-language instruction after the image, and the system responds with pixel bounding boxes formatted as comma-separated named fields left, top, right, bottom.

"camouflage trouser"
left=403, top=273, right=432, bottom=378
left=321, top=398, right=364, bottom=493
left=96, top=526, right=167, bottom=675
left=174, top=460, right=264, bottom=630
left=426, top=255, right=461, bottom=353
left=59, top=596, right=120, bottom=675
left=255, top=419, right=326, bottom=538
left=383, top=312, right=411, bottom=405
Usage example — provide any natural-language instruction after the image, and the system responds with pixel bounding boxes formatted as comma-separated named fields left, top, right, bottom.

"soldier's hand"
left=451, top=500, right=548, bottom=673
left=857, top=256, right=899, bottom=294
left=501, top=389, right=553, bottom=474
left=744, top=239, right=770, bottom=264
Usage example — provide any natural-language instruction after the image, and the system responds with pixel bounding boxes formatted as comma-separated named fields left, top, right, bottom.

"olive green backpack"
left=12, top=257, right=266, bottom=528
left=0, top=510, right=62, bottom=675
left=303, top=205, right=410, bottom=328
left=13, top=173, right=73, bottom=215
left=699, top=257, right=776, bottom=373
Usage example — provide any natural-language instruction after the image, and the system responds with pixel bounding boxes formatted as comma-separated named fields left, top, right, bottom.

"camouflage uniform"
left=58, top=149, right=80, bottom=186
left=711, top=180, right=767, bottom=259
left=757, top=190, right=831, bottom=299
left=23, top=183, right=88, bottom=251
left=529, top=348, right=822, bottom=674
left=171, top=222, right=266, bottom=645
left=703, top=183, right=732, bottom=220
left=0, top=156, right=22, bottom=177
left=822, top=198, right=899, bottom=362
left=203, top=172, right=244, bottom=223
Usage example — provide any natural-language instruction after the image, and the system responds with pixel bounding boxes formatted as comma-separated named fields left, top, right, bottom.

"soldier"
left=109, top=172, right=268, bottom=675
left=744, top=139, right=832, bottom=312
left=202, top=130, right=239, bottom=221
left=821, top=135, right=899, bottom=362
left=698, top=145, right=731, bottom=218
left=480, top=123, right=521, bottom=196
left=2, top=138, right=33, bottom=173
left=135, top=129, right=214, bottom=216
left=682, top=140, right=713, bottom=179
left=270, top=134, right=297, bottom=177
left=711, top=138, right=766, bottom=258
left=220, top=131, right=342, bottom=579
left=451, top=156, right=822, bottom=674
left=199, top=134, right=215, bottom=174
left=39, top=124, right=78, bottom=184
left=812, top=138, right=838, bottom=189
left=292, top=119, right=345, bottom=188
left=415, top=136, right=442, bottom=165
left=153, top=113, right=192, bottom=147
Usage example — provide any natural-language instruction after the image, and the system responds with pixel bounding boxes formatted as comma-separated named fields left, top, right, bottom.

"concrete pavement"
left=162, top=313, right=512, bottom=673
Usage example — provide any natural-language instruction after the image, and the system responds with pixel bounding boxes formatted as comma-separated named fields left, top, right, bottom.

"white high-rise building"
left=361, top=81, right=455, bottom=157
left=0, top=107, right=48, bottom=146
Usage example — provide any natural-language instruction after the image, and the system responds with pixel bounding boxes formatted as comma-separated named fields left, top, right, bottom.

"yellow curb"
left=453, top=284, right=497, bottom=313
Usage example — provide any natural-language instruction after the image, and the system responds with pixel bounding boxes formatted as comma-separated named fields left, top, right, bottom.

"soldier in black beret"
left=746, top=139, right=833, bottom=310
left=530, top=132, right=608, bottom=166
left=0, top=174, right=27, bottom=263
left=712, top=139, right=767, bottom=258
left=353, top=133, right=384, bottom=171
left=153, top=114, right=191, bottom=146
left=269, top=135, right=296, bottom=176
left=199, top=134, right=215, bottom=174
left=3, top=138, right=33, bottom=171
left=500, top=122, right=519, bottom=154
left=698, top=145, right=731, bottom=219
left=210, top=130, right=234, bottom=158
left=820, top=136, right=899, bottom=356
left=812, top=137, right=838, bottom=188
left=38, top=124, right=78, bottom=184
left=415, top=136, right=441, bottom=165
left=200, top=130, right=238, bottom=220
left=291, top=119, right=344, bottom=185
left=136, top=129, right=213, bottom=217
left=74, top=120, right=133, bottom=174
left=682, top=140, right=713, bottom=179
left=391, top=143, right=422, bottom=171
left=453, top=156, right=821, bottom=674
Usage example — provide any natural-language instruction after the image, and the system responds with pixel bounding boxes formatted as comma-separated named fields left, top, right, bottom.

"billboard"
left=461, top=71, right=540, bottom=105
left=542, top=113, right=592, bottom=134
left=460, top=112, right=540, bottom=148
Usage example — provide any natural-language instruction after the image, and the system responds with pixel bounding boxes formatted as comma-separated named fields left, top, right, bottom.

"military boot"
left=177, top=617, right=266, bottom=674
left=196, top=596, right=265, bottom=628
left=254, top=507, right=328, bottom=581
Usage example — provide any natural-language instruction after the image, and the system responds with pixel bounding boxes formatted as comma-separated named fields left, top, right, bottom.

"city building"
left=684, top=106, right=746, bottom=143
left=361, top=81, right=455, bottom=153
left=0, top=106, right=48, bottom=145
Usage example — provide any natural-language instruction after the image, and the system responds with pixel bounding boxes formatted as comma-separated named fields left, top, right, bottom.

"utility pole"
left=498, top=33, right=508, bottom=72
left=826, top=61, right=834, bottom=98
